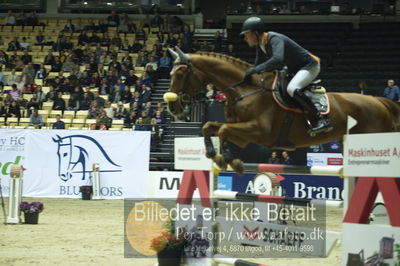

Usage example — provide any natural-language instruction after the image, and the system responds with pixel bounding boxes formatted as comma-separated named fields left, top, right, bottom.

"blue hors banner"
left=0, top=129, right=150, bottom=199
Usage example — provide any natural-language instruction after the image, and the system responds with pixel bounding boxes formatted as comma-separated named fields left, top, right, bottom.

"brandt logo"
left=52, top=134, right=122, bottom=182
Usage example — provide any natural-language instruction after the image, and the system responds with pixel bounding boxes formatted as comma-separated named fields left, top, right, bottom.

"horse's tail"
left=377, top=97, right=400, bottom=132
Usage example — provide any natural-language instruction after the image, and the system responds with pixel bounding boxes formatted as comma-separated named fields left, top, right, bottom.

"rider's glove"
left=244, top=67, right=257, bottom=82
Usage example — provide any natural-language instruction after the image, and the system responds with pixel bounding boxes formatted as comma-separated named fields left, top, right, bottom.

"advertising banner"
left=0, top=129, right=26, bottom=197
left=174, top=137, right=219, bottom=171
left=148, top=171, right=200, bottom=199
left=218, top=172, right=343, bottom=201
left=0, top=129, right=150, bottom=199
left=342, top=223, right=400, bottom=266
left=344, top=132, right=400, bottom=177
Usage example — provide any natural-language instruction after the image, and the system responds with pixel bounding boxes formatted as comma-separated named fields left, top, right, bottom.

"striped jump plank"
left=235, top=164, right=343, bottom=176
left=213, top=190, right=342, bottom=207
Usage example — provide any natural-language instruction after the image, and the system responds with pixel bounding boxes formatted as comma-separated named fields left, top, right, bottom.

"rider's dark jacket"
left=254, top=32, right=320, bottom=74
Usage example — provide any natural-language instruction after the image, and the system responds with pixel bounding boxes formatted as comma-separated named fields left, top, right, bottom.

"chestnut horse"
left=164, top=48, right=400, bottom=174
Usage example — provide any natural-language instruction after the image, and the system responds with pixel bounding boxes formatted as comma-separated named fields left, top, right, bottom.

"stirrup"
left=307, top=121, right=333, bottom=137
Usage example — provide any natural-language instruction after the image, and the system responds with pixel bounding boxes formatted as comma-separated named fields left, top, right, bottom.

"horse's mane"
left=195, top=51, right=252, bottom=68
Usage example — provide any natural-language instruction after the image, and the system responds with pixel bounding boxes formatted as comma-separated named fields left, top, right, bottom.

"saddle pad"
left=271, top=74, right=330, bottom=115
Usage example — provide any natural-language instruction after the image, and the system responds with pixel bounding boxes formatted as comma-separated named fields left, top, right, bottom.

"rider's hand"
left=244, top=67, right=257, bottom=82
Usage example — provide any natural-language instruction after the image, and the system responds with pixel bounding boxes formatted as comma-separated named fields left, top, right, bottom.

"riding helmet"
left=240, top=16, right=264, bottom=35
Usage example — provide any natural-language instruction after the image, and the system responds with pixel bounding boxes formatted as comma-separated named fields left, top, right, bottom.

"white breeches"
left=287, top=64, right=320, bottom=97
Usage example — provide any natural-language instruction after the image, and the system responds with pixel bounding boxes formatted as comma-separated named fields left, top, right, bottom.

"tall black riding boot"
left=292, top=89, right=333, bottom=135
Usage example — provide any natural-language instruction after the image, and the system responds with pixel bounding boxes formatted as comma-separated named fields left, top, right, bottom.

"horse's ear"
left=168, top=48, right=178, bottom=60
left=52, top=135, right=62, bottom=143
left=175, top=46, right=190, bottom=63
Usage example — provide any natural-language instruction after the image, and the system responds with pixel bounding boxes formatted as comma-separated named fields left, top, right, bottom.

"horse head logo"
left=52, top=134, right=121, bottom=182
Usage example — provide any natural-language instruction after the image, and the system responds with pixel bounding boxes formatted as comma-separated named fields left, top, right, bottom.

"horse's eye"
left=63, top=152, right=68, bottom=157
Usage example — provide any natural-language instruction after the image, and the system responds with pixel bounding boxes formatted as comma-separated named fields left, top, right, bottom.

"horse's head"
left=163, top=47, right=206, bottom=117
left=52, top=135, right=73, bottom=182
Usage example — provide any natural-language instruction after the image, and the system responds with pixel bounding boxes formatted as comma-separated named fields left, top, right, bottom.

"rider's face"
left=244, top=32, right=258, bottom=47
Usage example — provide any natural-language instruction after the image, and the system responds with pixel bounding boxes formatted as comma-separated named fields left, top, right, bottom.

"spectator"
left=67, top=94, right=80, bottom=111
left=90, top=118, right=107, bottom=130
left=53, top=114, right=65, bottom=129
left=21, top=50, right=32, bottom=65
left=4, top=10, right=16, bottom=26
left=213, top=31, right=223, bottom=52
left=6, top=69, right=17, bottom=86
left=44, top=50, right=56, bottom=65
left=0, top=66, right=3, bottom=90
left=133, top=117, right=149, bottom=131
left=63, top=19, right=75, bottom=33
left=35, top=63, right=47, bottom=79
left=53, top=92, right=66, bottom=111
left=99, top=110, right=112, bottom=129
left=383, top=79, right=400, bottom=102
left=20, top=37, right=30, bottom=50
left=114, top=102, right=128, bottom=119
left=154, top=110, right=165, bottom=124
left=131, top=39, right=143, bottom=53
left=16, top=11, right=27, bottom=26
left=103, top=101, right=115, bottom=119
left=281, top=151, right=292, bottom=165
left=79, top=92, right=91, bottom=110
left=36, top=85, right=46, bottom=105
left=267, top=151, right=281, bottom=164
left=124, top=111, right=137, bottom=128
left=143, top=101, right=155, bottom=117
left=9, top=84, right=20, bottom=101
left=150, top=118, right=162, bottom=150
left=158, top=51, right=172, bottom=79
left=122, top=86, right=133, bottom=103
left=93, top=92, right=105, bottom=108
left=358, top=81, right=369, bottom=95
left=108, top=10, right=120, bottom=26
left=0, top=101, right=7, bottom=117
left=7, top=37, right=21, bottom=52
left=206, top=84, right=216, bottom=101
left=125, top=69, right=138, bottom=86
left=35, top=31, right=46, bottom=46
left=29, top=109, right=44, bottom=129
left=7, top=100, right=21, bottom=118
left=135, top=51, right=148, bottom=67
left=87, top=102, right=101, bottom=119
left=141, top=84, right=152, bottom=103
left=225, top=43, right=237, bottom=57
left=26, top=95, right=40, bottom=115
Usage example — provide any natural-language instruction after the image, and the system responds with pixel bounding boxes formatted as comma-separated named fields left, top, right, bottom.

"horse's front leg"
left=217, top=120, right=262, bottom=175
left=202, top=121, right=227, bottom=169
left=202, top=121, right=224, bottom=158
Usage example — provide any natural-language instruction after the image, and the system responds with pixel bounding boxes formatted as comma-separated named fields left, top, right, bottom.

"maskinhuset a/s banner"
left=0, top=129, right=150, bottom=199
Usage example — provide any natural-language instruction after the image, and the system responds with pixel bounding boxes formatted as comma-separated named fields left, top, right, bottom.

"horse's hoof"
left=205, top=149, right=216, bottom=158
left=230, top=159, right=244, bottom=176
left=213, top=155, right=227, bottom=171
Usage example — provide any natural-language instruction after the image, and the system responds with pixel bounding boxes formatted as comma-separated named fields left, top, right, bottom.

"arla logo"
left=52, top=134, right=122, bottom=182
left=0, top=156, right=23, bottom=176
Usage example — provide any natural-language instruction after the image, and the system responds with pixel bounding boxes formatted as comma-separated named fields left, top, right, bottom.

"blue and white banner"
left=0, top=129, right=150, bottom=199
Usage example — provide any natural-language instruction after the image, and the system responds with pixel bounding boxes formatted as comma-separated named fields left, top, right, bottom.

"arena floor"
left=0, top=197, right=342, bottom=266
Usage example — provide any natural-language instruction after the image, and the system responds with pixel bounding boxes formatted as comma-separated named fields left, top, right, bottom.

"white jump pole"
left=7, top=164, right=23, bottom=224
left=92, top=163, right=101, bottom=200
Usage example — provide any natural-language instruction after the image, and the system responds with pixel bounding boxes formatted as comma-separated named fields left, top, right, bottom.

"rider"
left=241, top=16, right=332, bottom=135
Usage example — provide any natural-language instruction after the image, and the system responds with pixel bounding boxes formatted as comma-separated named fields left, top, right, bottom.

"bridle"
left=220, top=74, right=276, bottom=106
left=171, top=63, right=276, bottom=106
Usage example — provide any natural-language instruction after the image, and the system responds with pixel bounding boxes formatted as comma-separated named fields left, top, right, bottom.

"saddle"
left=270, top=69, right=330, bottom=115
